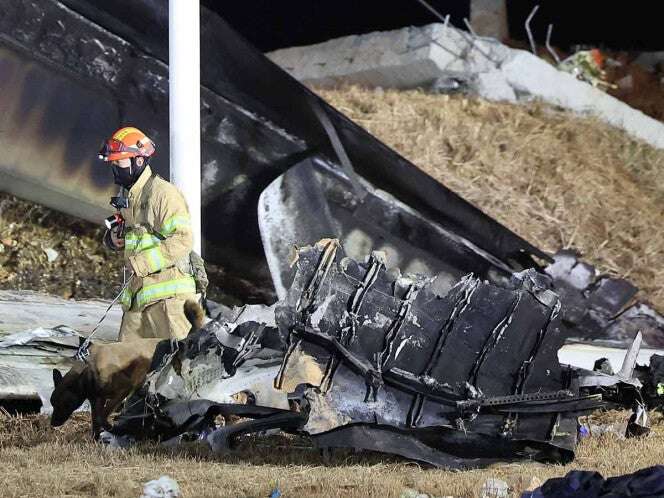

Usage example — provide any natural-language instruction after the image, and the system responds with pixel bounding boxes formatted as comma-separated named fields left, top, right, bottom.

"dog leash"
left=75, top=272, right=134, bottom=362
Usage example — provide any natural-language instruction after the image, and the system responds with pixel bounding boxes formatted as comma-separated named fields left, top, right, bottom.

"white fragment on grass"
left=140, top=476, right=181, bottom=498
left=480, top=478, right=509, bottom=498
left=44, top=247, right=59, bottom=262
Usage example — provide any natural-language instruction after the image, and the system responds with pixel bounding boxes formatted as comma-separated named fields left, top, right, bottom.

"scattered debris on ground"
left=1, top=410, right=662, bottom=498
left=0, top=194, right=121, bottom=300
left=101, top=241, right=661, bottom=470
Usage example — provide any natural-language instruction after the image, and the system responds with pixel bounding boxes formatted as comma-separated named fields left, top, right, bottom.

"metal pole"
left=169, top=0, right=201, bottom=254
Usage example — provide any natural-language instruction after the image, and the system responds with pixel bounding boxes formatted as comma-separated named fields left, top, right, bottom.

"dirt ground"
left=0, top=410, right=662, bottom=498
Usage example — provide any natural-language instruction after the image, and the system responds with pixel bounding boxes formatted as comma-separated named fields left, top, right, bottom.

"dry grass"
left=316, top=87, right=664, bottom=310
left=0, top=411, right=663, bottom=498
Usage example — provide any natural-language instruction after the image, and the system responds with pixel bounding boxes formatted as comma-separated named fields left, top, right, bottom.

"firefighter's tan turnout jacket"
left=118, top=165, right=196, bottom=311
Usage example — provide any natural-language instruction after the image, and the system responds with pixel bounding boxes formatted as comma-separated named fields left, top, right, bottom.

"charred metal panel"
left=0, top=0, right=305, bottom=280
left=259, top=158, right=516, bottom=298
left=272, top=240, right=596, bottom=465
left=546, top=251, right=664, bottom=348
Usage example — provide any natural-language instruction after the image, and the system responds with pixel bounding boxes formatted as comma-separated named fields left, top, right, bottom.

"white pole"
left=169, top=0, right=201, bottom=254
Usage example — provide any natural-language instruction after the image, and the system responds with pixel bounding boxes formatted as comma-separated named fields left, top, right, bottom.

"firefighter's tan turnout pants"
left=118, top=294, right=196, bottom=342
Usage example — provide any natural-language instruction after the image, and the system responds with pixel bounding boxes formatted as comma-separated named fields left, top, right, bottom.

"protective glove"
left=103, top=227, right=125, bottom=251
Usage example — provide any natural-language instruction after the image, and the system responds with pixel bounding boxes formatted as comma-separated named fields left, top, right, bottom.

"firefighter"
left=98, top=126, right=197, bottom=341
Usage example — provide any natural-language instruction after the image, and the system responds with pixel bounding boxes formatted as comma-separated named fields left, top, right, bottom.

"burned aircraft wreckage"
left=1, top=0, right=664, bottom=465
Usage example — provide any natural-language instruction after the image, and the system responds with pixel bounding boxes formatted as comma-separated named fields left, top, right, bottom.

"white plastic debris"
left=480, top=478, right=509, bottom=498
left=140, top=476, right=181, bottom=498
left=0, top=326, right=79, bottom=348
left=99, top=430, right=134, bottom=449
left=44, top=247, right=59, bottom=262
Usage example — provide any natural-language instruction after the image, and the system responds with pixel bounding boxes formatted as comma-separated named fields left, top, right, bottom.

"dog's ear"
left=53, top=369, right=63, bottom=386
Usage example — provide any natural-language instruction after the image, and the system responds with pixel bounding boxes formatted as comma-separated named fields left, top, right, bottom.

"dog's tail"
left=184, top=299, right=205, bottom=330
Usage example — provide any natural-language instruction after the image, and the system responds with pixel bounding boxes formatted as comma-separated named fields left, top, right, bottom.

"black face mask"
left=111, top=159, right=147, bottom=188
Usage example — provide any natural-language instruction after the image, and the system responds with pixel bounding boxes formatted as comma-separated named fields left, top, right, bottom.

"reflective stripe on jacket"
left=118, top=165, right=195, bottom=311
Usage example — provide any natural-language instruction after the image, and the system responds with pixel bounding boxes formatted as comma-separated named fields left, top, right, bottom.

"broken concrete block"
left=267, top=23, right=664, bottom=150
left=473, top=71, right=516, bottom=102
left=267, top=24, right=499, bottom=90
left=500, top=51, right=664, bottom=149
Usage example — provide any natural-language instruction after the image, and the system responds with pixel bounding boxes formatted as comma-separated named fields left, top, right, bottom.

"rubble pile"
left=106, top=240, right=662, bottom=467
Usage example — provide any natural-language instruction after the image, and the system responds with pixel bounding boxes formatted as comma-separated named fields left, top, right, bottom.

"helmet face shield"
left=98, top=138, right=137, bottom=162
left=98, top=128, right=156, bottom=162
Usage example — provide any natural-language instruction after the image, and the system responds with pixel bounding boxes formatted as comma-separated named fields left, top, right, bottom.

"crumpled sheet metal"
left=546, top=250, right=664, bottom=348
left=0, top=326, right=82, bottom=411
left=147, top=307, right=288, bottom=410
left=273, top=240, right=601, bottom=465
left=111, top=311, right=296, bottom=442
left=112, top=242, right=612, bottom=467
